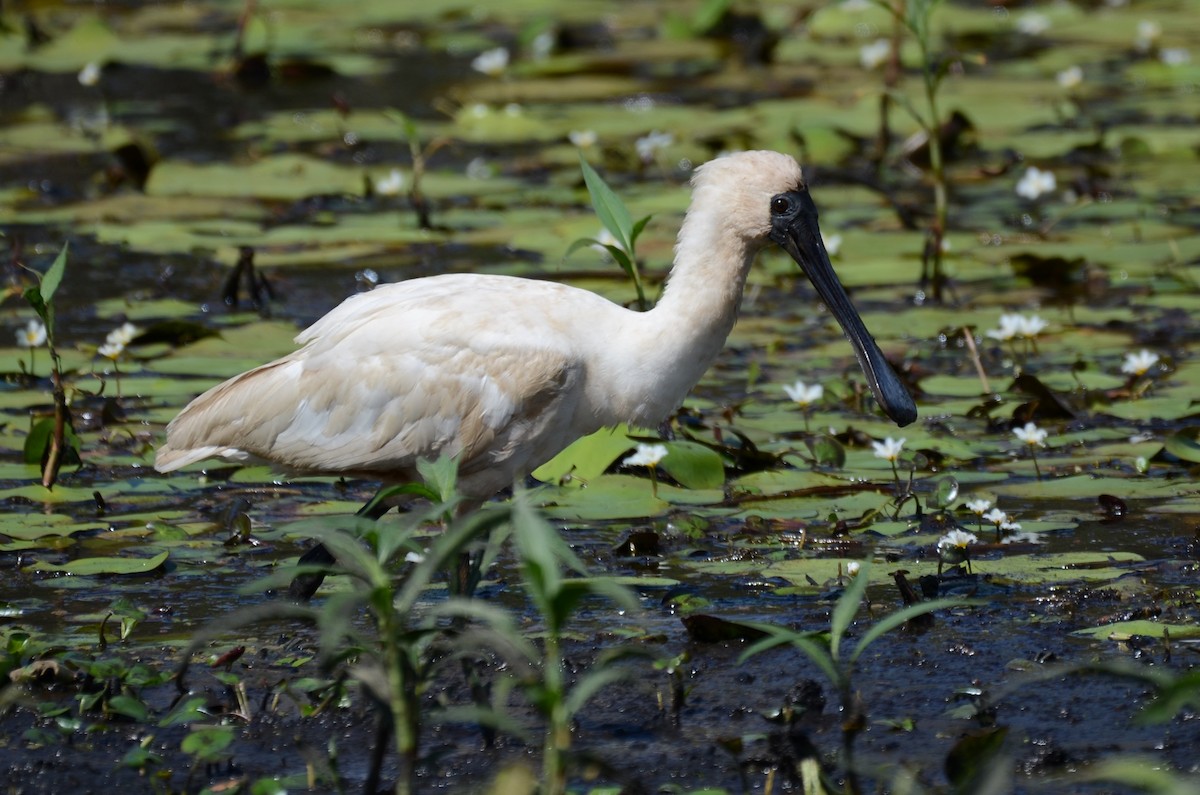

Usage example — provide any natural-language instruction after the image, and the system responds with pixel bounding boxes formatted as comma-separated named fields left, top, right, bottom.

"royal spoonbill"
left=155, top=151, right=916, bottom=582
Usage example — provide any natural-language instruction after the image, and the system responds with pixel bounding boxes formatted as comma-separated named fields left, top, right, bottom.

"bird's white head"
left=689, top=150, right=807, bottom=244
left=683, top=150, right=917, bottom=427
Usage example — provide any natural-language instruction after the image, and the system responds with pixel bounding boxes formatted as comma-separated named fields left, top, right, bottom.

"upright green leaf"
left=41, top=243, right=68, bottom=303
left=829, top=560, right=871, bottom=661
left=578, top=154, right=633, bottom=254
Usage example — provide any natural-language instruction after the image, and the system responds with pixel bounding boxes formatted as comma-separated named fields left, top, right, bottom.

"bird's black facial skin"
left=769, top=188, right=918, bottom=427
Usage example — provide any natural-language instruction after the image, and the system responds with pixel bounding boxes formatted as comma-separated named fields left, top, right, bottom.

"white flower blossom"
left=986, top=313, right=1023, bottom=342
left=986, top=313, right=1046, bottom=342
left=983, top=508, right=1008, bottom=526
left=1135, top=20, right=1161, bottom=52
left=964, top=498, right=992, bottom=516
left=623, top=443, right=668, bottom=468
left=635, top=131, right=673, bottom=162
left=783, top=380, right=824, bottom=407
left=590, top=227, right=620, bottom=258
left=568, top=129, right=597, bottom=148
left=859, top=39, right=891, bottom=70
left=871, top=437, right=905, bottom=462
left=937, top=529, right=977, bottom=552
left=999, top=520, right=1022, bottom=535
left=106, top=322, right=138, bottom=347
left=846, top=561, right=861, bottom=576
left=97, top=341, right=125, bottom=360
left=822, top=233, right=842, bottom=257
left=1056, top=65, right=1083, bottom=89
left=1013, top=422, right=1048, bottom=448
left=1016, top=314, right=1048, bottom=338
left=16, top=319, right=47, bottom=348
left=374, top=169, right=406, bottom=196
left=530, top=30, right=555, bottom=60
left=78, top=62, right=101, bottom=87
left=465, top=157, right=493, bottom=180
left=1160, top=48, right=1191, bottom=66
left=1016, top=12, right=1050, bottom=36
left=1016, top=166, right=1056, bottom=200
left=404, top=550, right=425, bottom=564
left=1121, top=349, right=1160, bottom=376
left=471, top=47, right=509, bottom=76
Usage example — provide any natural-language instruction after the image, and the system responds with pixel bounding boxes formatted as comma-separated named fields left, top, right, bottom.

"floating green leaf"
left=25, top=551, right=169, bottom=576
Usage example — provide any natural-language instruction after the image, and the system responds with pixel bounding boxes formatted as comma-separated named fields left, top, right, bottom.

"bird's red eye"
left=770, top=195, right=791, bottom=215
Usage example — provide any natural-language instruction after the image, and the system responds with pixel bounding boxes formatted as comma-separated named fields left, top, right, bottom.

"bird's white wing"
left=156, top=341, right=581, bottom=477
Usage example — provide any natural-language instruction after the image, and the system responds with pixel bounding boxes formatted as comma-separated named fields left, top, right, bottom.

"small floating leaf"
left=1162, top=427, right=1200, bottom=464
left=1072, top=621, right=1200, bottom=641
left=25, top=550, right=169, bottom=576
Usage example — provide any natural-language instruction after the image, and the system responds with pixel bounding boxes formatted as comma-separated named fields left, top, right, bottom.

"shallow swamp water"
left=1, top=1, right=1199, bottom=793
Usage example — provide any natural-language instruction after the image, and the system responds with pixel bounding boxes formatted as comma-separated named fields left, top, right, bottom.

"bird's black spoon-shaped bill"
left=769, top=189, right=918, bottom=427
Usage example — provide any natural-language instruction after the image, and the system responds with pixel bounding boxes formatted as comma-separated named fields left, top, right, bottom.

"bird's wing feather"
left=156, top=330, right=581, bottom=479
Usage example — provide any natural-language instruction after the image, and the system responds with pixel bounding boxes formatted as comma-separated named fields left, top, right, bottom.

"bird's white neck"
left=605, top=191, right=764, bottom=426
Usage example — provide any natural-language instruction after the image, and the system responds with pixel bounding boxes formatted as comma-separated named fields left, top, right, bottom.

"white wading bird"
left=155, top=151, right=916, bottom=592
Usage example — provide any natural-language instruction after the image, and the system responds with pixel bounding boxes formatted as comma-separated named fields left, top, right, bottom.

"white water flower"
left=1135, top=20, right=1161, bottom=52
left=97, top=341, right=125, bottom=360
left=1160, top=48, right=1191, bottom=66
left=16, top=319, right=47, bottom=348
left=986, top=313, right=1047, bottom=342
left=859, top=39, right=891, bottom=70
left=106, top=322, right=138, bottom=347
left=937, top=529, right=977, bottom=552
left=846, top=561, right=861, bottom=576
left=404, top=550, right=425, bottom=564
left=1056, top=65, right=1083, bottom=89
left=1016, top=314, right=1048, bottom=338
left=1016, top=166, right=1056, bottom=200
left=1013, top=422, right=1048, bottom=448
left=986, top=313, right=1023, bottom=342
left=1121, top=349, right=1160, bottom=376
left=471, top=47, right=509, bottom=76
left=530, top=30, right=555, bottom=60
left=374, top=169, right=406, bottom=196
left=1001, top=531, right=1042, bottom=544
left=822, top=232, right=842, bottom=257
left=635, top=131, right=673, bottom=162
left=871, top=437, right=905, bottom=462
left=964, top=498, right=992, bottom=516
left=983, top=508, right=1008, bottom=526
left=78, top=62, right=101, bottom=87
left=589, top=227, right=620, bottom=258
left=783, top=380, right=824, bottom=407
left=624, top=443, right=668, bottom=468
left=1016, top=12, right=1050, bottom=36
left=999, top=520, right=1023, bottom=535
left=568, top=129, right=597, bottom=148
left=465, top=157, right=493, bottom=180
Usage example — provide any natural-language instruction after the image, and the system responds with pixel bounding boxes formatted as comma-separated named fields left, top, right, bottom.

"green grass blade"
left=829, top=560, right=872, bottom=661
left=41, top=243, right=68, bottom=303
left=578, top=154, right=633, bottom=253
left=850, top=597, right=982, bottom=664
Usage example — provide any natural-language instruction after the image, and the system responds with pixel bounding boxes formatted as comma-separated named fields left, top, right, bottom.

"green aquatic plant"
left=179, top=457, right=512, bottom=795
left=568, top=154, right=653, bottom=311
left=444, top=493, right=640, bottom=795
left=383, top=110, right=450, bottom=231
left=20, top=244, right=78, bottom=488
left=872, top=0, right=953, bottom=302
left=740, top=560, right=975, bottom=794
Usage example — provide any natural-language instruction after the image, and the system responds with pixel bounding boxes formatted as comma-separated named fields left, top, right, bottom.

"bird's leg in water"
left=285, top=491, right=397, bottom=601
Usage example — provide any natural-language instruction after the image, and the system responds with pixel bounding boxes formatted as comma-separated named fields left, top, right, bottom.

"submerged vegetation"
left=1, top=0, right=1199, bottom=792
